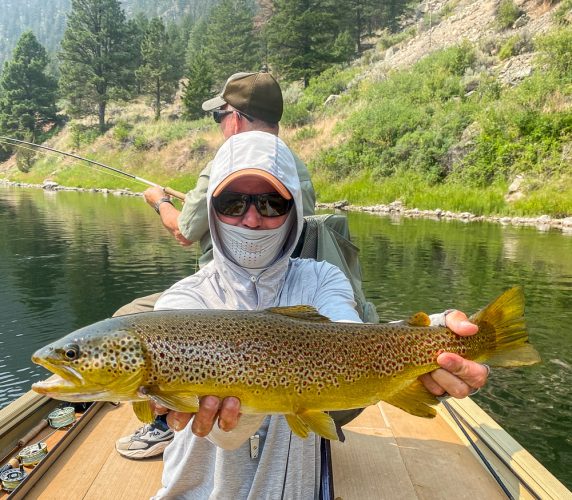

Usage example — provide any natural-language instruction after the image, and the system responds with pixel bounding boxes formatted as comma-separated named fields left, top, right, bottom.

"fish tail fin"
left=470, top=286, right=541, bottom=367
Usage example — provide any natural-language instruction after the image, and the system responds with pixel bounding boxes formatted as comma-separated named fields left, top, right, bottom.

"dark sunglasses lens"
left=213, top=192, right=248, bottom=216
left=256, top=193, right=292, bottom=217
left=213, top=110, right=232, bottom=123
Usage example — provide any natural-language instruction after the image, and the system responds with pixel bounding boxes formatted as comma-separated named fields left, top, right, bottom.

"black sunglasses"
left=213, top=191, right=293, bottom=218
left=213, top=109, right=254, bottom=124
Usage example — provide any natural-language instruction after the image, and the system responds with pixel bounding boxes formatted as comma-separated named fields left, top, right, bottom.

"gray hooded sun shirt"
left=152, top=131, right=361, bottom=500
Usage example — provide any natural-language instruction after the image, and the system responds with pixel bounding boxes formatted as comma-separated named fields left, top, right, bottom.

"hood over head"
left=207, top=131, right=303, bottom=275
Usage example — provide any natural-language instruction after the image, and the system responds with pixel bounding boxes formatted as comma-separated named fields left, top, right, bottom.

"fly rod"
left=0, top=136, right=186, bottom=200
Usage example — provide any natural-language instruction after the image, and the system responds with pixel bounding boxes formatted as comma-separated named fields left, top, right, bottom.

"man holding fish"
left=146, top=130, right=490, bottom=498
left=30, top=128, right=531, bottom=498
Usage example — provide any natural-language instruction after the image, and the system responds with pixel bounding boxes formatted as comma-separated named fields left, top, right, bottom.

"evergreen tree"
left=136, top=17, right=180, bottom=120
left=0, top=31, right=58, bottom=140
left=185, top=18, right=209, bottom=69
left=166, top=17, right=191, bottom=81
left=342, top=0, right=379, bottom=53
left=203, top=0, right=261, bottom=85
left=59, top=0, right=133, bottom=133
left=127, top=14, right=151, bottom=94
left=182, top=51, right=213, bottom=120
left=264, top=0, right=341, bottom=87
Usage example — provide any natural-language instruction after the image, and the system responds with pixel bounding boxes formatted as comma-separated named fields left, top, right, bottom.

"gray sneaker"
left=115, top=423, right=174, bottom=459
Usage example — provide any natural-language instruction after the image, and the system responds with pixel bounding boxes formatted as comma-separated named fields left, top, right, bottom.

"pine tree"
left=126, top=14, right=151, bottom=94
left=59, top=0, right=133, bottom=133
left=264, top=0, right=341, bottom=86
left=0, top=31, right=58, bottom=140
left=182, top=51, right=213, bottom=120
left=136, top=18, right=180, bottom=120
left=203, top=0, right=261, bottom=85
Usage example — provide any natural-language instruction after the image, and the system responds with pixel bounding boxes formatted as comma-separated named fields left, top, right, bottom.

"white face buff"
left=215, top=211, right=295, bottom=270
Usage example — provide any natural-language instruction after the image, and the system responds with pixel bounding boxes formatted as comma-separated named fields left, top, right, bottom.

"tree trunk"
left=155, top=79, right=161, bottom=121
left=98, top=101, right=106, bottom=133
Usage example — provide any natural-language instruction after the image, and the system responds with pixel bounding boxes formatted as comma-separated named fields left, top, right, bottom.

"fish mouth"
left=31, top=356, right=105, bottom=400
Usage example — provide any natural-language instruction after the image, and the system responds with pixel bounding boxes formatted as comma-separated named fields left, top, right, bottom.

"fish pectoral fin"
left=132, top=401, right=155, bottom=423
left=147, top=391, right=200, bottom=413
left=285, top=410, right=339, bottom=441
left=266, top=306, right=331, bottom=323
left=383, top=380, right=438, bottom=418
left=407, top=312, right=431, bottom=327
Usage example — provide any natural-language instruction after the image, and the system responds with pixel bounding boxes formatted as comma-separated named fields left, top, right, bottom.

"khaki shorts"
left=112, top=292, right=163, bottom=317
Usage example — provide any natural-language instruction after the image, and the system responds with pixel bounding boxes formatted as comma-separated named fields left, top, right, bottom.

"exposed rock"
left=513, top=14, right=529, bottom=29
left=508, top=174, right=524, bottom=194
left=505, top=174, right=526, bottom=202
left=42, top=180, right=59, bottom=190
left=333, top=200, right=349, bottom=209
left=324, top=95, right=340, bottom=106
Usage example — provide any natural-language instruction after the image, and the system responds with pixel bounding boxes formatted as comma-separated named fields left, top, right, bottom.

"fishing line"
left=0, top=139, right=138, bottom=188
left=0, top=136, right=186, bottom=200
left=442, top=400, right=541, bottom=500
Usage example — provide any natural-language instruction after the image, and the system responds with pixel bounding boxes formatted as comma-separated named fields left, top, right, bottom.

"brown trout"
left=32, top=286, right=540, bottom=441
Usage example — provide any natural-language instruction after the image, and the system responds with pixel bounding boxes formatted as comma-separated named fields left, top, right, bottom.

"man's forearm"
left=158, top=203, right=193, bottom=246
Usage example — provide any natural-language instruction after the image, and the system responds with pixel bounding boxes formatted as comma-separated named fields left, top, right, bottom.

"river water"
left=0, top=186, right=571, bottom=489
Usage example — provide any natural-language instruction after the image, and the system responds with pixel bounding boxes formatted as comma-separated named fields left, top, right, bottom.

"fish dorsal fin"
left=383, top=380, right=439, bottom=418
left=408, top=312, right=431, bottom=327
left=266, top=305, right=331, bottom=322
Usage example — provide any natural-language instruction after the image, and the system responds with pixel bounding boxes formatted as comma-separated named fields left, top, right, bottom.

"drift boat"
left=1, top=390, right=570, bottom=499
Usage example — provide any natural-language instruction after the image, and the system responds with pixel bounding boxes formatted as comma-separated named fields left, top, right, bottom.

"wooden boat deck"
left=2, top=397, right=570, bottom=499
left=332, top=402, right=505, bottom=499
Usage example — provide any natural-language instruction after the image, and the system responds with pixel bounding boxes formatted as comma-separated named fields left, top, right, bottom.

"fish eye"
left=63, top=344, right=80, bottom=361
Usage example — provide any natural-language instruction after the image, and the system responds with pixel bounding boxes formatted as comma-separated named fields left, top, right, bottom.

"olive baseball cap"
left=202, top=72, right=283, bottom=124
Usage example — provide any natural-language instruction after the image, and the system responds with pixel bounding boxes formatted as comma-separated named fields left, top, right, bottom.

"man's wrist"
left=154, top=196, right=173, bottom=214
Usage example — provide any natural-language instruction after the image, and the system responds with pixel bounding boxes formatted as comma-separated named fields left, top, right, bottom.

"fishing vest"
left=293, top=214, right=379, bottom=325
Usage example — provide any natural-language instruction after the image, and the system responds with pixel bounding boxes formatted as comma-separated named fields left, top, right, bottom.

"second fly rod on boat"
left=0, top=136, right=186, bottom=200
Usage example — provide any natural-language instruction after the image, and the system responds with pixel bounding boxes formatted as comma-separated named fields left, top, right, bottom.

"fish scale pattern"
left=124, top=310, right=486, bottom=398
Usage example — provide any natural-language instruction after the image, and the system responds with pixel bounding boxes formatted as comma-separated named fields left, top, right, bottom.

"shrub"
left=536, top=28, right=572, bottom=78
left=68, top=122, right=100, bottom=149
left=293, top=126, right=318, bottom=141
left=377, top=27, right=416, bottom=50
left=133, top=135, right=150, bottom=151
left=496, top=0, right=522, bottom=30
left=281, top=102, right=311, bottom=127
left=498, top=32, right=533, bottom=60
left=113, top=120, right=133, bottom=143
left=553, top=0, right=572, bottom=25
left=299, top=66, right=358, bottom=111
